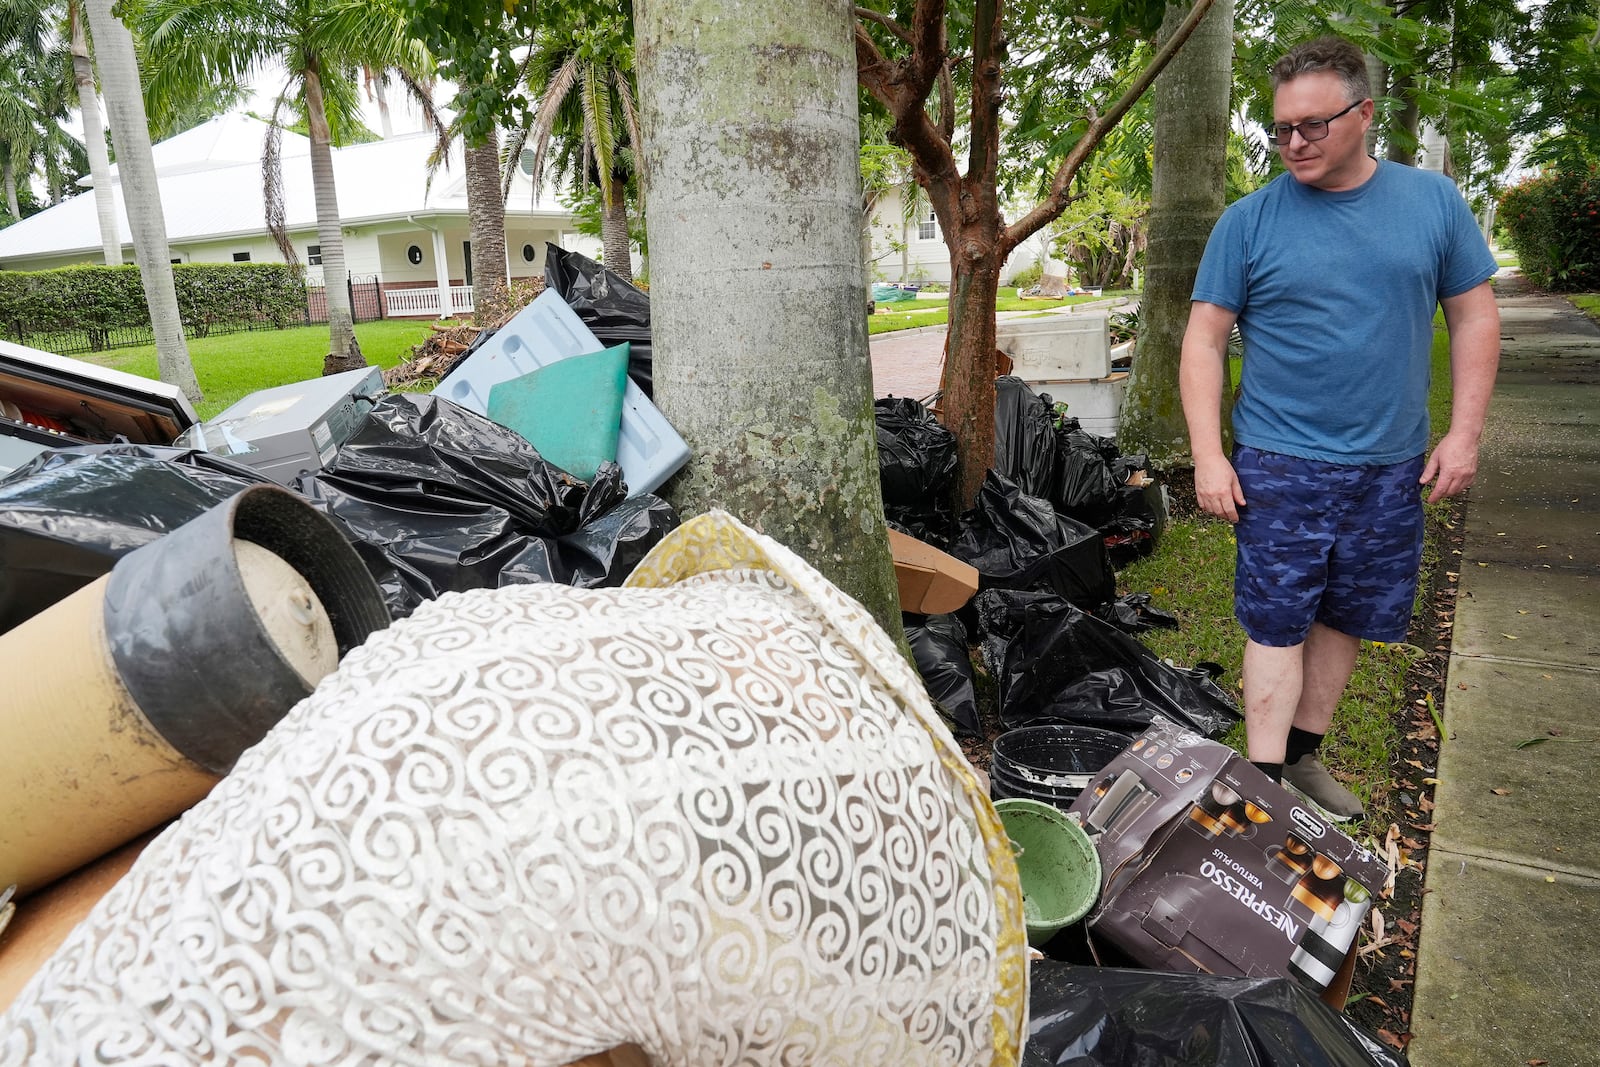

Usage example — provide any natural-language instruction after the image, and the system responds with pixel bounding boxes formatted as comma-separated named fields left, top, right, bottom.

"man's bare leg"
left=1242, top=622, right=1361, bottom=760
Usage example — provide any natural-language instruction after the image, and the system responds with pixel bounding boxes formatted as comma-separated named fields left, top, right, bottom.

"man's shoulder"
left=1376, top=160, right=1464, bottom=204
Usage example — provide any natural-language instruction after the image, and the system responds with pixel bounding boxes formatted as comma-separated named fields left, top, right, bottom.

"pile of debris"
left=384, top=277, right=547, bottom=389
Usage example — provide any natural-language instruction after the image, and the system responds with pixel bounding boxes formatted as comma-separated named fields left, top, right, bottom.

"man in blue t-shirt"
left=1180, top=36, right=1499, bottom=821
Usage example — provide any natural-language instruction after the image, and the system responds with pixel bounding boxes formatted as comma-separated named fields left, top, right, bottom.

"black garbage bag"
left=553, top=492, right=680, bottom=587
left=949, top=471, right=1115, bottom=608
left=544, top=243, right=653, bottom=397
left=1093, top=592, right=1179, bottom=634
left=994, top=376, right=1058, bottom=501
left=975, top=588, right=1240, bottom=738
left=294, top=393, right=656, bottom=618
left=1023, top=961, right=1408, bottom=1067
left=1052, top=421, right=1121, bottom=526
left=904, top=612, right=979, bottom=737
left=1104, top=478, right=1169, bottom=567
left=0, top=445, right=269, bottom=633
left=876, top=397, right=958, bottom=545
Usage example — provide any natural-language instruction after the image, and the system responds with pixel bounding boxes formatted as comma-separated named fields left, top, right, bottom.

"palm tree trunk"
left=464, top=132, right=510, bottom=324
left=634, top=0, right=903, bottom=640
left=304, top=57, right=364, bottom=374
left=1387, top=71, right=1420, bottom=166
left=599, top=176, right=632, bottom=282
left=3, top=160, right=18, bottom=220
left=71, top=1, right=121, bottom=265
left=83, top=0, right=200, bottom=403
left=1118, top=0, right=1233, bottom=467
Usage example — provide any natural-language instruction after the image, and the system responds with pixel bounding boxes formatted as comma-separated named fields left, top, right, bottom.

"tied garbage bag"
left=0, top=513, right=1028, bottom=1067
left=544, top=242, right=655, bottom=397
left=994, top=376, right=1058, bottom=502
left=0, top=445, right=267, bottom=634
left=876, top=397, right=958, bottom=545
left=1022, top=961, right=1408, bottom=1067
left=294, top=393, right=673, bottom=619
left=949, top=471, right=1115, bottom=609
left=905, top=612, right=980, bottom=737
left=975, top=589, right=1240, bottom=738
left=1052, top=421, right=1121, bottom=527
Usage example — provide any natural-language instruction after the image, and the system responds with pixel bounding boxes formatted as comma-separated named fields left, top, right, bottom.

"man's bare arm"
left=1180, top=300, right=1245, bottom=522
left=1425, top=281, right=1500, bottom=502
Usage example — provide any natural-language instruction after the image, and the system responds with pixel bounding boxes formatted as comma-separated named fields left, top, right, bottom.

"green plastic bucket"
left=994, top=797, right=1102, bottom=946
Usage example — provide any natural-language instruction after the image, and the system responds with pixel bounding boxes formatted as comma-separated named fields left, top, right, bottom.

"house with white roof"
left=0, top=113, right=588, bottom=318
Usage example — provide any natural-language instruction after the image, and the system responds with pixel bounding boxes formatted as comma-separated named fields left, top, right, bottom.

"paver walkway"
left=1408, top=272, right=1600, bottom=1065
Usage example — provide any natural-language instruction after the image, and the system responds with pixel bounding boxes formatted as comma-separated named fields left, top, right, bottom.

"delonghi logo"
left=1290, top=806, right=1327, bottom=841
left=1200, top=860, right=1302, bottom=943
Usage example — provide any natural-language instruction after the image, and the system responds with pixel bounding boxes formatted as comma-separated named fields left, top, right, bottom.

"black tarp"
left=994, top=375, right=1059, bottom=501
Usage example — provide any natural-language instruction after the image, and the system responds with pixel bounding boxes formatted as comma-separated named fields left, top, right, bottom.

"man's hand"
left=1195, top=453, right=1247, bottom=523
left=1421, top=430, right=1480, bottom=503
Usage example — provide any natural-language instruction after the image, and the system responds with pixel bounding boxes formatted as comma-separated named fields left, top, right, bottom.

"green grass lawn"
left=1570, top=293, right=1600, bottom=325
left=85, top=320, right=437, bottom=419
left=867, top=289, right=1133, bottom=336
left=1118, top=314, right=1458, bottom=820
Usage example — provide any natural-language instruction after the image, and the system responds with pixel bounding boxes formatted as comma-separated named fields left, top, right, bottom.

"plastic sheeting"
left=876, top=396, right=958, bottom=545
left=1, top=512, right=1028, bottom=1067
left=950, top=471, right=1115, bottom=609
left=0, top=445, right=267, bottom=634
left=294, top=393, right=675, bottom=618
left=1092, top=593, right=1179, bottom=635
left=905, top=611, right=980, bottom=737
left=543, top=243, right=654, bottom=397
left=975, top=589, right=1241, bottom=738
left=1021, top=961, right=1409, bottom=1067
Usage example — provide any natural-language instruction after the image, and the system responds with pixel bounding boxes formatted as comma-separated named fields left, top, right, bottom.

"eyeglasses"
left=1266, top=100, right=1364, bottom=146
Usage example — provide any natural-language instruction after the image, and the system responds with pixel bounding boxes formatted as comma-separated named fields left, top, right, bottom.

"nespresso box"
left=1068, top=719, right=1386, bottom=1004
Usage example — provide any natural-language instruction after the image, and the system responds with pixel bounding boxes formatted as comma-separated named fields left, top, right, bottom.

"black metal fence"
left=305, top=274, right=384, bottom=325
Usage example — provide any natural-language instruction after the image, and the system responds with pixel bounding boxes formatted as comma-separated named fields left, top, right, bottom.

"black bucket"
left=990, top=724, right=1131, bottom=809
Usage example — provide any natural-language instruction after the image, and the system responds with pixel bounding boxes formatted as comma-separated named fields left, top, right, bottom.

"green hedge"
left=0, top=262, right=306, bottom=347
left=1498, top=165, right=1600, bottom=291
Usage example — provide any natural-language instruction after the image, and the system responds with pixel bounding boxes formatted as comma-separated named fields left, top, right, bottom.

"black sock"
left=1251, top=760, right=1284, bottom=783
left=1285, top=727, right=1324, bottom=765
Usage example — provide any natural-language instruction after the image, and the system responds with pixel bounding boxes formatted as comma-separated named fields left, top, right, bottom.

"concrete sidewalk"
left=1409, top=273, right=1600, bottom=1065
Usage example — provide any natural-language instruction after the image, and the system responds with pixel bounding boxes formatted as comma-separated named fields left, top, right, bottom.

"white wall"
left=864, top=188, right=1041, bottom=285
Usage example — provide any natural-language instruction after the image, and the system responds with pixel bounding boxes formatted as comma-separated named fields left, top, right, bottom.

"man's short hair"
left=1271, top=36, right=1371, bottom=103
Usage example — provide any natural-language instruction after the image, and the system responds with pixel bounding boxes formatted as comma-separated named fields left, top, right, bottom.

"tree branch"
left=854, top=5, right=912, bottom=45
left=904, top=0, right=948, bottom=102
left=1005, top=0, right=1219, bottom=252
left=965, top=0, right=1004, bottom=221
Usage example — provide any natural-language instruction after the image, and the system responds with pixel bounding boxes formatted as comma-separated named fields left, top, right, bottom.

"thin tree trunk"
left=71, top=2, right=120, bottom=265
left=1119, top=0, right=1233, bottom=467
left=368, top=66, right=393, bottom=138
left=3, top=161, right=18, bottom=220
left=304, top=57, right=364, bottom=373
left=599, top=175, right=633, bottom=282
left=1387, top=71, right=1419, bottom=166
left=940, top=253, right=1002, bottom=504
left=635, top=0, right=903, bottom=639
left=84, top=0, right=200, bottom=403
left=464, top=132, right=510, bottom=324
left=1363, top=53, right=1387, bottom=156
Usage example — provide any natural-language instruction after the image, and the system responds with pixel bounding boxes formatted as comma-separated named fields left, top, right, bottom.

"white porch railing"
left=383, top=284, right=477, bottom=318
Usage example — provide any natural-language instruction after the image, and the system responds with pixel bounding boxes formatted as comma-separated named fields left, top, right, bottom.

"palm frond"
left=582, top=62, right=616, bottom=206
left=525, top=53, right=580, bottom=205
left=261, top=89, right=299, bottom=269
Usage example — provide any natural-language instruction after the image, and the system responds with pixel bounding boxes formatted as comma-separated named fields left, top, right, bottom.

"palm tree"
left=508, top=9, right=642, bottom=282
left=138, top=0, right=429, bottom=373
left=83, top=0, right=201, bottom=401
left=66, top=0, right=118, bottom=262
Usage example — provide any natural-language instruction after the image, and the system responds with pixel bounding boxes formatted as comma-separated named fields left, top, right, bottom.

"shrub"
left=0, top=262, right=306, bottom=347
left=1009, top=262, right=1043, bottom=290
left=1499, top=165, right=1600, bottom=291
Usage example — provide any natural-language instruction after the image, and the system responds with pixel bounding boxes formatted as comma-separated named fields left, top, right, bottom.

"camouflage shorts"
left=1233, top=445, right=1426, bottom=647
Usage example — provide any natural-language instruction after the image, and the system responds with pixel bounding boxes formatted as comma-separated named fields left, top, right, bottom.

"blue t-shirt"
left=1191, top=159, right=1497, bottom=464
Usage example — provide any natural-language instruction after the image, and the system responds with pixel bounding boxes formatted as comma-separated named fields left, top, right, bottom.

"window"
left=522, top=243, right=536, bottom=263
left=307, top=244, right=322, bottom=266
left=520, top=149, right=537, bottom=175
left=407, top=244, right=423, bottom=265
left=232, top=251, right=251, bottom=262
left=462, top=240, right=473, bottom=285
left=918, top=210, right=938, bottom=241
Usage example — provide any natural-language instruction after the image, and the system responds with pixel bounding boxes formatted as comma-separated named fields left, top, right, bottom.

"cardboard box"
left=888, top=528, right=980, bottom=614
left=1068, top=719, right=1386, bottom=1007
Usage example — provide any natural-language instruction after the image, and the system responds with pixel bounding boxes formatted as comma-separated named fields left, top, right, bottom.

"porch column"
left=430, top=228, right=452, bottom=318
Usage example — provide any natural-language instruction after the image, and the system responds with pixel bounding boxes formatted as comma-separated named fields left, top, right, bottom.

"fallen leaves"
left=1492, top=787, right=1512, bottom=796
